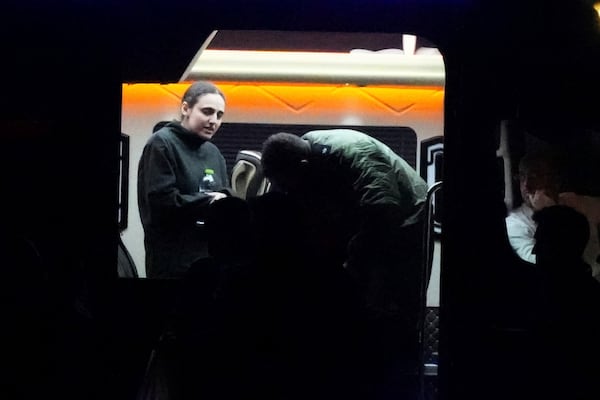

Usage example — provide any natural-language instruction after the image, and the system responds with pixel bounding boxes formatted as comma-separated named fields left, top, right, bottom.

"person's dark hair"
left=261, top=132, right=309, bottom=177
left=533, top=205, right=590, bottom=260
left=180, top=81, right=225, bottom=116
left=517, top=150, right=563, bottom=193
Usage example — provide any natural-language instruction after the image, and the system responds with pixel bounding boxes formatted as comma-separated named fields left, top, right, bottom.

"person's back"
left=532, top=205, right=600, bottom=399
left=261, top=130, right=429, bottom=399
left=301, top=129, right=427, bottom=224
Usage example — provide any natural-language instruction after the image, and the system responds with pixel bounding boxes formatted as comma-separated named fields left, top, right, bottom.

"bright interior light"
left=182, top=49, right=445, bottom=86
left=402, top=34, right=417, bottom=56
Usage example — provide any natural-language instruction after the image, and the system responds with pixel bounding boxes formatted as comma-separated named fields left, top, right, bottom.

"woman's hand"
left=207, top=192, right=227, bottom=204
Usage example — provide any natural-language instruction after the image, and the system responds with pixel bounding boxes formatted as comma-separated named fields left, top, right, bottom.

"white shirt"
left=506, top=197, right=600, bottom=278
left=505, top=203, right=537, bottom=264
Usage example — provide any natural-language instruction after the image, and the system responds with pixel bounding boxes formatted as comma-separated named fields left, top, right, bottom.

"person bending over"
left=261, top=129, right=429, bottom=388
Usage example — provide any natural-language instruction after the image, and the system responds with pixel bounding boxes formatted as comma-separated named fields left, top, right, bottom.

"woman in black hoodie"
left=138, top=81, right=232, bottom=278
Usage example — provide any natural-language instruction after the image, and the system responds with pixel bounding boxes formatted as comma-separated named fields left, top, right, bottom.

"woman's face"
left=181, top=93, right=225, bottom=140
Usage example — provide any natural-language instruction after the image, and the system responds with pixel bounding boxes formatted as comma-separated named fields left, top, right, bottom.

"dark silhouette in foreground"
left=532, top=205, right=600, bottom=400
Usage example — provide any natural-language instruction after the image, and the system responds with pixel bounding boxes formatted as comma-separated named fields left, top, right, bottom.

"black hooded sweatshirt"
left=138, top=121, right=231, bottom=278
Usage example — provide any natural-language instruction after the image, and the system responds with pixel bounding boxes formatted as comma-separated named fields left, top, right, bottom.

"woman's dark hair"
left=181, top=81, right=225, bottom=109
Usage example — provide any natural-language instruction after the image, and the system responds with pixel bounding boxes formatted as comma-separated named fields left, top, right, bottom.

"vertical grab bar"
left=418, top=180, right=442, bottom=400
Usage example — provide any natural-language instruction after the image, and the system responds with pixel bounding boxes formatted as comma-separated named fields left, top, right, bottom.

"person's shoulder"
left=305, top=129, right=371, bottom=147
left=508, top=204, right=534, bottom=218
left=148, top=125, right=176, bottom=143
left=506, top=206, right=535, bottom=229
left=576, top=273, right=600, bottom=312
left=142, top=131, right=171, bottom=153
left=308, top=128, right=366, bottom=136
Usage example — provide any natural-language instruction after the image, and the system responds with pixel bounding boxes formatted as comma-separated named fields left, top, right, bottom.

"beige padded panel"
left=231, top=160, right=257, bottom=200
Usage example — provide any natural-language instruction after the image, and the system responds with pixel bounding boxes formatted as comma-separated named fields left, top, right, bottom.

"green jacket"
left=302, top=129, right=427, bottom=226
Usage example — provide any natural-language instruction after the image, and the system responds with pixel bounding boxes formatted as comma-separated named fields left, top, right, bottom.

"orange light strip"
left=122, top=82, right=444, bottom=109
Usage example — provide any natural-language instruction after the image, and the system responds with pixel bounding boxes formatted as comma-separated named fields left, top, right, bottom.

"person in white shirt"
left=506, top=151, right=562, bottom=264
left=506, top=151, right=600, bottom=277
